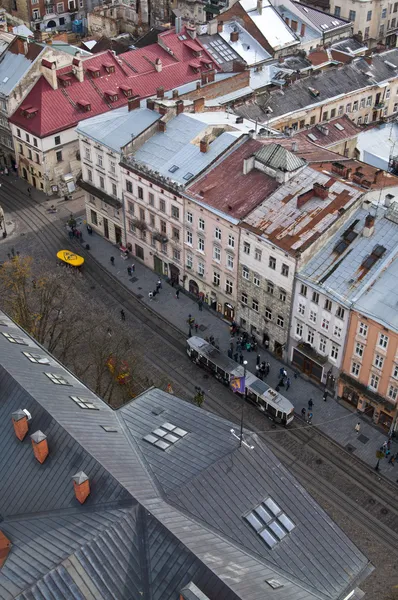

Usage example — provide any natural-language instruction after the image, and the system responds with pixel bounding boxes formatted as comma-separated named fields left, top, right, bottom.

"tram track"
left=1, top=187, right=398, bottom=552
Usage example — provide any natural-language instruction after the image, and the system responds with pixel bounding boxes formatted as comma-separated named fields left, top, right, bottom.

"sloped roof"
left=254, top=142, right=306, bottom=171
left=9, top=27, right=219, bottom=138
left=293, top=2, right=350, bottom=31
left=0, top=311, right=371, bottom=599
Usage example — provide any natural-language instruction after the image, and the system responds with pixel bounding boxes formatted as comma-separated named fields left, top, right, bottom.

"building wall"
left=237, top=228, right=295, bottom=356
left=339, top=310, right=398, bottom=430
left=121, top=165, right=185, bottom=284
left=327, top=137, right=358, bottom=158
left=328, top=0, right=392, bottom=45
left=184, top=196, right=240, bottom=319
left=289, top=279, right=348, bottom=389
left=270, top=75, right=398, bottom=132
left=85, top=192, right=124, bottom=244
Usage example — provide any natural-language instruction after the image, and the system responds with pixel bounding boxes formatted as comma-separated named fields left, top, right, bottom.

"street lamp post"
left=240, top=360, right=248, bottom=448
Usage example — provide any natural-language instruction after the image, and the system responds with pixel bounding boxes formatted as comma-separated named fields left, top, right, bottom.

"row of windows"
left=87, top=168, right=117, bottom=196
left=126, top=183, right=181, bottom=220
left=242, top=294, right=285, bottom=327
left=16, top=128, right=38, bottom=147
left=357, top=321, right=390, bottom=350
left=298, top=286, right=345, bottom=318
left=350, top=362, right=398, bottom=398
left=295, top=321, right=340, bottom=360
left=17, top=143, right=42, bottom=164
left=243, top=241, right=290, bottom=275
left=85, top=147, right=116, bottom=175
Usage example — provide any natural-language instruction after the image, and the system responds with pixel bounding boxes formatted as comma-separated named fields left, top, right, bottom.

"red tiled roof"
left=10, top=28, right=219, bottom=138
left=187, top=138, right=280, bottom=219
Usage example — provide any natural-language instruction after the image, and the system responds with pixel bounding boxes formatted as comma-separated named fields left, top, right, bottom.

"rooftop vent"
left=334, top=122, right=344, bottom=131
left=72, top=471, right=90, bottom=504
left=12, top=409, right=30, bottom=441
left=307, top=133, right=318, bottom=142
left=361, top=244, right=386, bottom=270
left=265, top=579, right=284, bottom=590
left=151, top=407, right=164, bottom=415
left=143, top=422, right=188, bottom=450
left=31, top=430, right=49, bottom=464
left=0, top=532, right=11, bottom=569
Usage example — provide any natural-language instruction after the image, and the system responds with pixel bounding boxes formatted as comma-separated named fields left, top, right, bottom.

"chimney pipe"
left=172, top=89, right=179, bottom=99
left=200, top=138, right=208, bottom=153
left=385, top=193, right=394, bottom=207
left=363, top=214, right=375, bottom=237
left=373, top=169, right=383, bottom=185
left=31, top=431, right=49, bottom=464
left=230, top=30, right=239, bottom=42
left=72, top=471, right=90, bottom=504
left=291, top=141, right=298, bottom=152
left=158, top=120, right=167, bottom=132
left=147, top=98, right=155, bottom=110
left=193, top=97, right=205, bottom=113
left=217, top=21, right=223, bottom=33
left=156, top=86, right=164, bottom=99
left=12, top=409, right=29, bottom=441
left=155, top=58, right=162, bottom=72
left=300, top=23, right=306, bottom=37
left=257, top=0, right=262, bottom=14
left=176, top=99, right=184, bottom=114
left=0, top=532, right=11, bottom=569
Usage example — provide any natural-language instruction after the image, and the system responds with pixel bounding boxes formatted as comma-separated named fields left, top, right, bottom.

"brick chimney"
left=12, top=409, right=29, bottom=441
left=200, top=138, right=208, bottom=153
left=193, top=97, right=205, bottom=113
left=72, top=471, right=90, bottom=504
left=363, top=214, right=375, bottom=237
left=300, top=23, right=306, bottom=37
left=217, top=21, right=223, bottom=33
left=40, top=59, right=58, bottom=90
left=158, top=120, right=167, bottom=132
left=147, top=98, right=155, bottom=110
left=31, top=431, right=49, bottom=464
left=156, top=86, right=164, bottom=99
left=155, top=58, right=162, bottom=72
left=0, top=532, right=11, bottom=569
left=128, top=97, right=140, bottom=111
left=230, top=30, right=239, bottom=42
left=313, top=181, right=329, bottom=199
left=16, top=37, right=28, bottom=55
left=176, top=99, right=184, bottom=115
left=172, top=89, right=179, bottom=99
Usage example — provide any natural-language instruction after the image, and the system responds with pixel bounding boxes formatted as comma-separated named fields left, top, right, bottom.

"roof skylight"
left=169, top=165, right=179, bottom=173
left=70, top=395, right=99, bottom=410
left=45, top=372, right=71, bottom=386
left=143, top=422, right=188, bottom=450
left=244, top=497, right=295, bottom=548
left=23, top=352, right=50, bottom=364
left=183, top=172, right=194, bottom=181
left=2, top=332, right=27, bottom=345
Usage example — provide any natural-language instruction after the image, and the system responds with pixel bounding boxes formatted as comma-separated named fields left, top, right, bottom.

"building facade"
left=237, top=226, right=295, bottom=355
left=329, top=0, right=398, bottom=48
left=339, top=307, right=398, bottom=431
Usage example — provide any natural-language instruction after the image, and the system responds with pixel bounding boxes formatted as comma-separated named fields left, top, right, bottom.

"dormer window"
left=20, top=105, right=38, bottom=119
left=119, top=85, right=132, bottom=97
left=189, top=61, right=201, bottom=73
left=77, top=100, right=91, bottom=112
left=103, top=62, right=115, bottom=74
left=59, top=74, right=72, bottom=87
left=87, top=66, right=100, bottom=78
left=105, top=90, right=118, bottom=102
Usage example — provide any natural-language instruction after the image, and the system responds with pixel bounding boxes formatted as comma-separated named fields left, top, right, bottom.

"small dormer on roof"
left=58, top=73, right=72, bottom=87
left=119, top=84, right=133, bottom=97
left=105, top=89, right=119, bottom=102
left=20, top=104, right=38, bottom=119
left=87, top=65, right=100, bottom=78
left=77, top=99, right=91, bottom=112
left=103, top=61, right=115, bottom=74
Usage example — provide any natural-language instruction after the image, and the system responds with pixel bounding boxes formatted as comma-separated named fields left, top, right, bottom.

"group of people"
left=301, top=399, right=314, bottom=424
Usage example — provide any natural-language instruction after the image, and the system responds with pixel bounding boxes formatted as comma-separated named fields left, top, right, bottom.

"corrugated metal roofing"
left=76, top=107, right=160, bottom=152
left=0, top=311, right=371, bottom=599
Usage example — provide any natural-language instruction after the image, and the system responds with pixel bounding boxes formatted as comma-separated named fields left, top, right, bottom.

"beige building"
left=236, top=49, right=398, bottom=132
left=329, top=0, right=397, bottom=47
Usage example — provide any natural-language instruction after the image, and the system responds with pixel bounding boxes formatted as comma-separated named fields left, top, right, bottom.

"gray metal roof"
left=354, top=250, right=398, bottom=332
left=254, top=143, right=306, bottom=171
left=76, top=107, right=161, bottom=153
left=0, top=51, right=40, bottom=98
left=299, top=206, right=398, bottom=306
left=236, top=49, right=398, bottom=121
left=0, top=311, right=371, bottom=600
left=131, top=113, right=238, bottom=185
left=293, top=2, right=350, bottom=31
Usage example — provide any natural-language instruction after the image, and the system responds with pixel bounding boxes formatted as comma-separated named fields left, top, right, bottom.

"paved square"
left=345, top=444, right=356, bottom=453
left=358, top=434, right=370, bottom=444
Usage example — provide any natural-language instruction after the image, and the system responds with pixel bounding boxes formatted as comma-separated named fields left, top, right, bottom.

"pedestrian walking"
left=388, top=455, right=396, bottom=465
left=256, top=354, right=261, bottom=366
left=387, top=439, right=392, bottom=450
left=246, top=341, right=251, bottom=352
left=27, top=187, right=31, bottom=197
left=239, top=353, right=244, bottom=365
left=127, top=266, right=132, bottom=276
left=301, top=407, right=306, bottom=419
left=323, top=391, right=328, bottom=402
left=354, top=422, right=361, bottom=434
left=307, top=412, right=313, bottom=424
left=228, top=348, right=233, bottom=359
left=110, top=256, right=115, bottom=266
left=283, top=368, right=287, bottom=378
left=194, top=323, right=199, bottom=333
left=156, top=283, right=161, bottom=293
left=198, top=298, right=203, bottom=311
left=308, top=398, right=313, bottom=410
left=286, top=377, right=291, bottom=391
left=152, top=289, right=157, bottom=298
left=131, top=264, right=135, bottom=272
left=175, top=289, right=180, bottom=299
left=237, top=342, right=242, bottom=353
left=120, top=309, right=125, bottom=321
left=4, top=166, right=8, bottom=176
left=234, top=352, right=238, bottom=362
left=382, top=441, right=388, bottom=452
left=157, top=278, right=162, bottom=289
left=148, top=291, right=153, bottom=300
